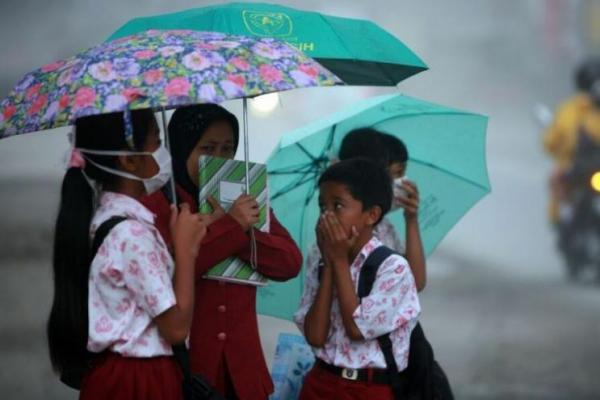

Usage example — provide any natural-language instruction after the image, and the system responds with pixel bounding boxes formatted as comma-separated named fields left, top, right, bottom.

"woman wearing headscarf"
left=142, top=104, right=302, bottom=400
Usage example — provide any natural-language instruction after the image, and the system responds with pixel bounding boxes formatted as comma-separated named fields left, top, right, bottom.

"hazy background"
left=1, top=1, right=599, bottom=399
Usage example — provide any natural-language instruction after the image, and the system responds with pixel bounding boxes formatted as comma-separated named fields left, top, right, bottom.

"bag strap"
left=91, top=216, right=128, bottom=258
left=358, top=246, right=405, bottom=399
left=357, top=246, right=396, bottom=299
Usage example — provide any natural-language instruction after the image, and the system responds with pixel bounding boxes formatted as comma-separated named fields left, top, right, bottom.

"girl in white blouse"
left=47, top=109, right=206, bottom=400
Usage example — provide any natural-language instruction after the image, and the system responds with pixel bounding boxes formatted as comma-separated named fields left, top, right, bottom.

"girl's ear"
left=365, top=205, right=382, bottom=226
left=117, top=154, right=139, bottom=173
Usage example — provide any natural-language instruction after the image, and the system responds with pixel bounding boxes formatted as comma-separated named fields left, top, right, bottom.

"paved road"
left=1, top=182, right=599, bottom=399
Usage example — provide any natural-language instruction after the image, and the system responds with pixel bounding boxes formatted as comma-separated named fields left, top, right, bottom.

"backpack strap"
left=357, top=246, right=396, bottom=299
left=358, top=246, right=405, bottom=400
left=91, top=216, right=128, bottom=258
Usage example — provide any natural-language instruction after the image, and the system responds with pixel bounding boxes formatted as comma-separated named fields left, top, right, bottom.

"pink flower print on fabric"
left=88, top=61, right=117, bottom=82
left=27, top=94, right=48, bottom=116
left=116, top=297, right=133, bottom=313
left=362, top=298, right=375, bottom=312
left=25, top=83, right=42, bottom=100
left=106, top=267, right=123, bottom=283
left=145, top=294, right=159, bottom=313
left=73, top=87, right=97, bottom=111
left=133, top=50, right=157, bottom=60
left=159, top=46, right=185, bottom=58
left=95, top=315, right=114, bottom=334
left=165, top=77, right=191, bottom=98
left=128, top=260, right=142, bottom=278
left=147, top=251, right=160, bottom=270
left=182, top=51, right=212, bottom=71
left=230, top=57, right=250, bottom=71
left=129, top=222, right=146, bottom=237
left=299, top=64, right=320, bottom=78
left=252, top=42, right=283, bottom=59
left=143, top=69, right=163, bottom=85
left=259, top=64, right=283, bottom=83
left=379, top=277, right=397, bottom=292
left=41, top=60, right=65, bottom=73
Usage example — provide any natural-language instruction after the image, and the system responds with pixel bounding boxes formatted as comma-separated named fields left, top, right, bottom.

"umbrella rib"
left=269, top=164, right=316, bottom=175
left=409, top=156, right=491, bottom=192
left=271, top=170, right=320, bottom=200
left=296, top=143, right=320, bottom=163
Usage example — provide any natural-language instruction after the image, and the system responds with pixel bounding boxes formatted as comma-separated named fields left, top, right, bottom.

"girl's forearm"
left=155, top=251, right=195, bottom=344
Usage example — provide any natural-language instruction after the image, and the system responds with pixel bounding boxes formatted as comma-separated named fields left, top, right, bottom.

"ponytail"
left=46, top=109, right=157, bottom=376
left=47, top=167, right=94, bottom=375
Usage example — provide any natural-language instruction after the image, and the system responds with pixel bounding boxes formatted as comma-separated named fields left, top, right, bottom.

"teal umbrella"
left=258, top=94, right=490, bottom=320
left=107, top=2, right=427, bottom=86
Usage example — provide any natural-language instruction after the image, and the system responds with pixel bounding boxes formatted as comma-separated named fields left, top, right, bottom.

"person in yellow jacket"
left=543, top=59, right=600, bottom=223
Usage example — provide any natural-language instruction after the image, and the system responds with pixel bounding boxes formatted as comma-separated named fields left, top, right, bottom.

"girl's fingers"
left=169, top=204, right=178, bottom=230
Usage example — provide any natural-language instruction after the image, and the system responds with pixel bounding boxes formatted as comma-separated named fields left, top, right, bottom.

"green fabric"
left=108, top=2, right=427, bottom=85
left=258, top=94, right=490, bottom=320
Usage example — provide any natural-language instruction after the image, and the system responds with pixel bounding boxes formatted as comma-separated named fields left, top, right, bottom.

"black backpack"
left=357, top=246, right=454, bottom=400
left=60, top=216, right=224, bottom=400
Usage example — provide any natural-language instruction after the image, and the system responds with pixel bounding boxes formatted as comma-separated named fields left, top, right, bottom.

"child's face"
left=126, top=122, right=161, bottom=179
left=187, top=120, right=236, bottom=185
left=318, top=181, right=379, bottom=238
left=388, top=162, right=406, bottom=180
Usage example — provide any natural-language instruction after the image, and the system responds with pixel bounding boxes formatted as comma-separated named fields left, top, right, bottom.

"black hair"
left=318, top=158, right=392, bottom=224
left=575, top=57, right=600, bottom=92
left=339, top=128, right=389, bottom=168
left=168, top=104, right=240, bottom=196
left=47, top=109, right=157, bottom=377
left=339, top=127, right=408, bottom=168
left=380, top=133, right=408, bottom=165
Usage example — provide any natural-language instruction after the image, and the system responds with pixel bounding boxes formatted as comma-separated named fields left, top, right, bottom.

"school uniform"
left=294, top=237, right=420, bottom=400
left=142, top=185, right=302, bottom=400
left=81, top=192, right=182, bottom=400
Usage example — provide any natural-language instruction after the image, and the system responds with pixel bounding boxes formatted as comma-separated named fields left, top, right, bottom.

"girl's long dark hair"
left=47, top=109, right=156, bottom=376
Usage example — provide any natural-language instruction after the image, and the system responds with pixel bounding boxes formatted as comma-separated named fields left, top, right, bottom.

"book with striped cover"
left=198, top=155, right=269, bottom=286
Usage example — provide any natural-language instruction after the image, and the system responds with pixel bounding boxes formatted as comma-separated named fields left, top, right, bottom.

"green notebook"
left=198, top=155, right=269, bottom=286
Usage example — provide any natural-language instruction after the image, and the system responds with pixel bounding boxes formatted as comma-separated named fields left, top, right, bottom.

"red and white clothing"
left=142, top=185, right=302, bottom=400
left=87, top=192, right=176, bottom=357
left=294, top=236, right=420, bottom=371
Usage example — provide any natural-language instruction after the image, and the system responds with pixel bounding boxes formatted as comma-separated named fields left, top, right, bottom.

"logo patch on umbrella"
left=242, top=11, right=293, bottom=37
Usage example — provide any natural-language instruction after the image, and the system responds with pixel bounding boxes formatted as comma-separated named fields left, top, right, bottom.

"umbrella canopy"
left=258, top=94, right=490, bottom=320
left=107, top=2, right=427, bottom=86
left=0, top=29, right=340, bottom=138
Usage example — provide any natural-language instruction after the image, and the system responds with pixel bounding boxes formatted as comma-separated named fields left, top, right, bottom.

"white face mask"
left=77, top=146, right=172, bottom=195
left=391, top=176, right=408, bottom=211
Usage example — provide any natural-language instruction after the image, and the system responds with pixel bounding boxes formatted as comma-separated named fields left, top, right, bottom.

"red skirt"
left=80, top=352, right=183, bottom=400
left=299, top=363, right=394, bottom=400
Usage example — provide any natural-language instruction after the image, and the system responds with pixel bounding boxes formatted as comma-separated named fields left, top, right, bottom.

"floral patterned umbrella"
left=0, top=29, right=341, bottom=138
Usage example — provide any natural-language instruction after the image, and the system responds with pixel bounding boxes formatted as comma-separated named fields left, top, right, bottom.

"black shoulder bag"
left=357, top=246, right=454, bottom=400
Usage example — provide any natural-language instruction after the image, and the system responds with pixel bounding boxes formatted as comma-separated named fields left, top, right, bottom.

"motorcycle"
left=555, top=131, right=600, bottom=280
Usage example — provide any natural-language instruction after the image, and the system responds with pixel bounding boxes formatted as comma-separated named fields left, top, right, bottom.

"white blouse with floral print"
left=294, top=236, right=420, bottom=370
left=87, top=192, right=176, bottom=357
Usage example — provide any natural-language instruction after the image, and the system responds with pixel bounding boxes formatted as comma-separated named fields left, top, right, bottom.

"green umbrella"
left=258, top=94, right=490, bottom=320
left=108, top=2, right=427, bottom=86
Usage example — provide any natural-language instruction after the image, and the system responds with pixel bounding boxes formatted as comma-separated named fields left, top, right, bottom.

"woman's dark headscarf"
left=168, top=104, right=239, bottom=196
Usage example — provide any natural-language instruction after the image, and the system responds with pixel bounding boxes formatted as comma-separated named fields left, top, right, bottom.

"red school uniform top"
left=141, top=186, right=302, bottom=399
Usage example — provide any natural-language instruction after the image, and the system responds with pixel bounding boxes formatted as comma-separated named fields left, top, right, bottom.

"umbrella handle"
left=161, top=108, right=178, bottom=205
left=242, top=98, right=258, bottom=269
